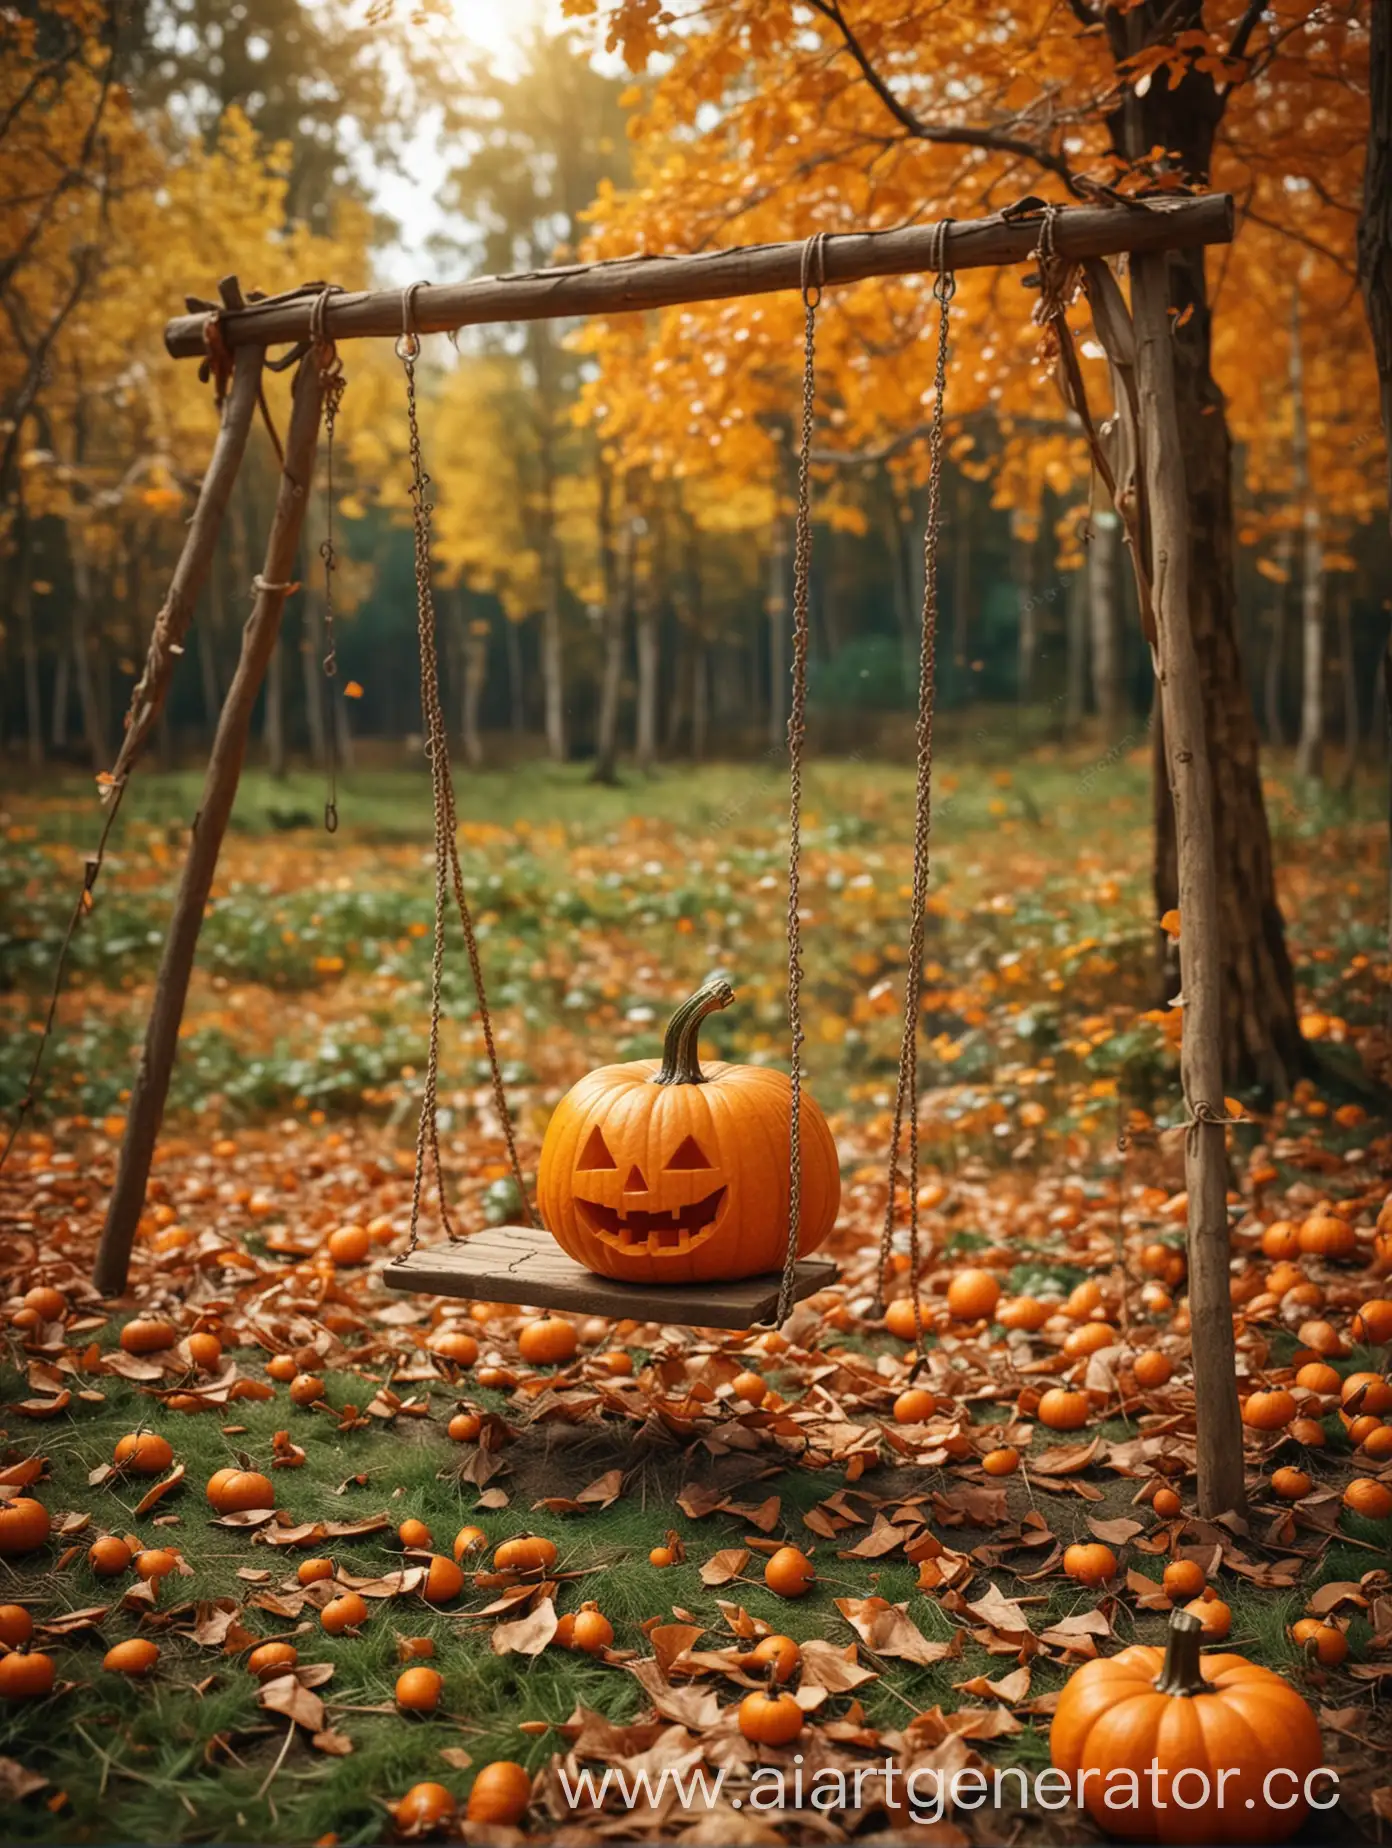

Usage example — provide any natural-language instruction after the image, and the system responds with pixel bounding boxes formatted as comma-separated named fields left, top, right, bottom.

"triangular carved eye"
left=577, top=1126, right=617, bottom=1170
left=666, top=1135, right=712, bottom=1171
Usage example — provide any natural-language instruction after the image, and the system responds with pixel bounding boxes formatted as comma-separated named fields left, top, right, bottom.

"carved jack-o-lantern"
left=537, top=978, right=839, bottom=1284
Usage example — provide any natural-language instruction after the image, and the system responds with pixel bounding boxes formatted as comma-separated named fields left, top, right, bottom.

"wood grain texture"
left=383, top=1227, right=838, bottom=1328
left=165, top=196, right=1234, bottom=358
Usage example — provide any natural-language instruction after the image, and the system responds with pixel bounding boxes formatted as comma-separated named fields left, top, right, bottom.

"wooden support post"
left=1131, top=249, right=1247, bottom=1519
left=109, top=344, right=265, bottom=784
left=93, top=356, right=325, bottom=1296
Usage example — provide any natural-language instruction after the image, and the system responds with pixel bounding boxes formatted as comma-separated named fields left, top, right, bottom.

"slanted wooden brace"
left=75, top=195, right=1240, bottom=1492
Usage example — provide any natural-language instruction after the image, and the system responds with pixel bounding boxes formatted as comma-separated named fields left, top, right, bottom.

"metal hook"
left=930, top=216, right=957, bottom=304
left=395, top=281, right=427, bottom=361
left=800, top=231, right=828, bottom=309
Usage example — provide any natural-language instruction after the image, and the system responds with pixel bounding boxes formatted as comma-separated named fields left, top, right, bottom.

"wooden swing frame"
left=76, top=191, right=1245, bottom=1508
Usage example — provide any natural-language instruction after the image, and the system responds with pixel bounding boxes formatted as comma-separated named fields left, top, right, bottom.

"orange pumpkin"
left=567, top=1602, right=614, bottom=1653
left=518, top=1317, right=578, bottom=1366
left=288, top=1372, right=325, bottom=1407
left=764, top=1545, right=815, bottom=1598
left=982, top=1446, right=1020, bottom=1476
left=1343, top=1477, right=1392, bottom=1519
left=1260, top=1220, right=1302, bottom=1260
left=1289, top=1416, right=1327, bottom=1447
left=447, top=1412, right=482, bottom=1442
left=1037, top=1388, right=1089, bottom=1431
left=326, top=1223, right=370, bottom=1265
left=396, top=1665, right=444, bottom=1711
left=649, top=1545, right=676, bottom=1567
left=398, top=1518, right=432, bottom=1549
left=466, top=1761, right=532, bottom=1826
left=1162, top=1558, right=1205, bottom=1600
left=892, top=1388, right=937, bottom=1424
left=1132, top=1350, right=1174, bottom=1389
left=738, top=1688, right=803, bottom=1745
left=1151, top=1487, right=1182, bottom=1520
left=297, top=1557, right=334, bottom=1585
left=1063, top=1543, right=1117, bottom=1586
left=452, top=1525, right=488, bottom=1562
left=1242, top=1389, right=1297, bottom=1431
left=536, top=978, right=839, bottom=1283
left=494, top=1535, right=558, bottom=1574
left=997, top=1295, right=1050, bottom=1333
left=1352, top=1298, right=1392, bottom=1345
left=1341, top=1372, right=1392, bottom=1415
left=731, top=1370, right=768, bottom=1405
left=883, top=1297, right=929, bottom=1341
left=320, top=1592, right=369, bottom=1633
left=113, top=1432, right=174, bottom=1476
left=0, top=1605, right=33, bottom=1648
left=429, top=1326, right=480, bottom=1366
left=0, top=1498, right=50, bottom=1557
left=745, top=1634, right=801, bottom=1683
left=423, top=1555, right=464, bottom=1603
left=247, top=1642, right=299, bottom=1679
left=1293, top=1362, right=1341, bottom=1395
left=1298, top=1213, right=1357, bottom=1260
left=23, top=1285, right=67, bottom=1321
left=0, top=1651, right=55, bottom=1701
left=186, top=1331, right=222, bottom=1369
left=1271, top=1467, right=1313, bottom=1501
left=1051, top=1609, right=1323, bottom=1844
left=1291, top=1617, right=1348, bottom=1665
left=1065, top=1321, right=1118, bottom=1360
left=88, top=1535, right=133, bottom=1577
left=394, top=1783, right=456, bottom=1829
left=945, top=1268, right=1000, bottom=1321
left=120, top=1317, right=177, bottom=1355
left=206, top=1468, right=274, bottom=1513
left=1185, top=1590, right=1232, bottom=1641
left=104, top=1638, right=159, bottom=1676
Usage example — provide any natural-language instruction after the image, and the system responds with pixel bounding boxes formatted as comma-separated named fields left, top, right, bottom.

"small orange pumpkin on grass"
left=0, top=1651, right=55, bottom=1701
left=466, top=1762, right=532, bottom=1827
left=1063, top=1543, right=1117, bottom=1587
left=764, top=1546, right=815, bottom=1598
left=737, top=1687, right=803, bottom=1745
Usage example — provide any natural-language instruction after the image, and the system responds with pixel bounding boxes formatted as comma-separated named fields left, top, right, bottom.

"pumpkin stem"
left=654, top=977, right=735, bottom=1086
left=1153, top=1608, right=1211, bottom=1697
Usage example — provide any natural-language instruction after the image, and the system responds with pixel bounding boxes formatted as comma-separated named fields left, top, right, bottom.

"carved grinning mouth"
left=576, top=1187, right=727, bottom=1254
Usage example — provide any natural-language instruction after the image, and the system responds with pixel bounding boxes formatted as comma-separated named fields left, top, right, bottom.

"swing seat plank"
left=383, top=1226, right=838, bottom=1328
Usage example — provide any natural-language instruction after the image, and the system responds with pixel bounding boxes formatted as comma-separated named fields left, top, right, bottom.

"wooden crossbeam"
left=382, top=1226, right=839, bottom=1329
left=164, top=194, right=1234, bottom=359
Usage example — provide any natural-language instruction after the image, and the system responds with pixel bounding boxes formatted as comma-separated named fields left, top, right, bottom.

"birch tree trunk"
left=1291, top=284, right=1324, bottom=782
left=1089, top=508, right=1123, bottom=735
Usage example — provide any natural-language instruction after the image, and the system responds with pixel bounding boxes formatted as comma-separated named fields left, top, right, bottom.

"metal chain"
left=311, top=287, right=346, bottom=834
left=777, top=231, right=827, bottom=1329
left=397, top=287, right=534, bottom=1253
left=875, top=221, right=955, bottom=1361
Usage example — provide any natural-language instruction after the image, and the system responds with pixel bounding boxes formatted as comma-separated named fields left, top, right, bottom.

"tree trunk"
left=505, top=616, right=525, bottom=735
left=51, top=647, right=70, bottom=751
left=1133, top=244, right=1246, bottom=1520
left=1337, top=579, right=1359, bottom=793
left=1064, top=564, right=1088, bottom=734
left=592, top=474, right=629, bottom=784
left=1013, top=509, right=1038, bottom=704
left=19, top=564, right=43, bottom=769
left=1089, top=508, right=1123, bottom=735
left=1290, top=284, right=1324, bottom=782
left=1106, top=2, right=1301, bottom=1092
left=461, top=612, right=486, bottom=769
left=1262, top=529, right=1292, bottom=748
left=70, top=550, right=110, bottom=770
left=94, top=357, right=324, bottom=1295
left=951, top=473, right=971, bottom=667
left=264, top=635, right=287, bottom=777
left=691, top=643, right=708, bottom=762
left=302, top=589, right=327, bottom=769
left=1357, top=0, right=1392, bottom=529
left=540, top=538, right=566, bottom=762
left=634, top=520, right=658, bottom=771
left=767, top=514, right=789, bottom=747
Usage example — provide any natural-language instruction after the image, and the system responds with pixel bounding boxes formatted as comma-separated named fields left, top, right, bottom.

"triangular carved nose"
left=623, top=1164, right=648, bottom=1193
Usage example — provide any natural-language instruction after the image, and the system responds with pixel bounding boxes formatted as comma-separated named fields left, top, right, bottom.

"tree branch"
left=803, top=0, right=1078, bottom=191
left=1227, top=0, right=1269, bottom=64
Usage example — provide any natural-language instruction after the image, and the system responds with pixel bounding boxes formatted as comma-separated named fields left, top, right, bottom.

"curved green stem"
left=1153, top=1608, right=1210, bottom=1697
left=654, top=977, right=735, bottom=1086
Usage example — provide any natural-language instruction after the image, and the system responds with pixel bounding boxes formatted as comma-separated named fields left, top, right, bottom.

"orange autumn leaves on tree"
left=561, top=0, right=1377, bottom=554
